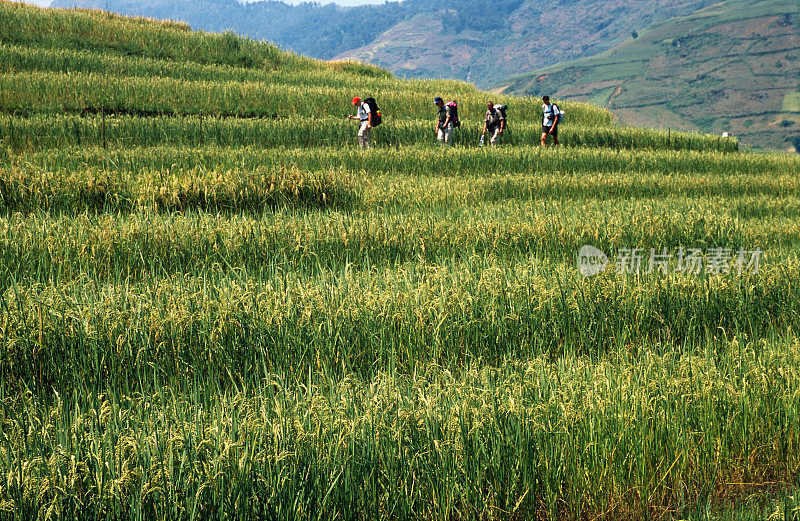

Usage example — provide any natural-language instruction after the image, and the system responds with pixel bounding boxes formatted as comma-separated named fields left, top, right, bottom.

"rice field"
left=0, top=2, right=798, bottom=520
left=0, top=114, right=736, bottom=152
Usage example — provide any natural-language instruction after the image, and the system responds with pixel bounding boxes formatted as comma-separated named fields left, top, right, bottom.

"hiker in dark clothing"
left=481, top=101, right=505, bottom=146
left=434, top=97, right=454, bottom=146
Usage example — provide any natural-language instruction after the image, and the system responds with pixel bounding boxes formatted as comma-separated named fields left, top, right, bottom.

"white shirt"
left=357, top=102, right=371, bottom=121
left=542, top=103, right=559, bottom=126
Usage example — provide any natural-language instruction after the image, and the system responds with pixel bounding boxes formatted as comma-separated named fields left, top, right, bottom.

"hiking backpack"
left=493, top=104, right=508, bottom=128
left=494, top=104, right=508, bottom=119
left=544, top=103, right=562, bottom=125
left=362, top=97, right=382, bottom=126
left=446, top=101, right=460, bottom=128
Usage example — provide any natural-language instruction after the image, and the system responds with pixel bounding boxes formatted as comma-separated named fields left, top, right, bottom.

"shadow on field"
left=0, top=171, right=363, bottom=215
left=480, top=178, right=800, bottom=202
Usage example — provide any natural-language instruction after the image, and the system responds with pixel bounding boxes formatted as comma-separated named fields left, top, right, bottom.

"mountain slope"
left=501, top=0, right=800, bottom=150
left=1, top=0, right=627, bottom=141
left=337, top=0, right=718, bottom=87
left=48, top=0, right=717, bottom=87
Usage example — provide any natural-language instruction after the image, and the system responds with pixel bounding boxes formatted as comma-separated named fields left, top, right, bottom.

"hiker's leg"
left=541, top=126, right=552, bottom=147
left=552, top=127, right=559, bottom=146
left=363, top=126, right=371, bottom=149
left=490, top=128, right=501, bottom=146
left=358, top=122, right=370, bottom=150
left=443, top=125, right=453, bottom=146
left=437, top=127, right=445, bottom=144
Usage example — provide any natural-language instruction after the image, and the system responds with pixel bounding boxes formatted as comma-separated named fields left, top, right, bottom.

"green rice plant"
left=0, top=71, right=611, bottom=128
left=1, top=2, right=797, bottom=519
left=0, top=1, right=615, bottom=126
left=0, top=0, right=300, bottom=70
left=0, top=162, right=357, bottom=214
left=0, top=43, right=479, bottom=97
left=4, top=165, right=799, bottom=216
left=0, top=342, right=798, bottom=519
left=0, top=114, right=738, bottom=152
left=10, top=144, right=790, bottom=181
left=3, top=189, right=799, bottom=279
left=2, top=261, right=799, bottom=389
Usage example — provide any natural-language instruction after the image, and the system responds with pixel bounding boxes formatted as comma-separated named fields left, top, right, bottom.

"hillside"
left=0, top=0, right=621, bottom=134
left=49, top=0, right=416, bottom=61
left=3, top=3, right=800, bottom=521
left=48, top=0, right=717, bottom=87
left=4, top=0, right=737, bottom=152
left=502, top=0, right=800, bottom=151
left=336, top=0, right=718, bottom=87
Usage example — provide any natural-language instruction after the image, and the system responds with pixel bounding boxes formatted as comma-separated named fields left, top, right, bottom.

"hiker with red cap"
left=348, top=96, right=374, bottom=150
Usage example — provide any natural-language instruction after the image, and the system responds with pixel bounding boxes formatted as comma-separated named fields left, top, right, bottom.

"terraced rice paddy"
left=0, top=2, right=798, bottom=519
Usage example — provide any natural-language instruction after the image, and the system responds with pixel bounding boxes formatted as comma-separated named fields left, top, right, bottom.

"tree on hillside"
left=439, top=0, right=525, bottom=34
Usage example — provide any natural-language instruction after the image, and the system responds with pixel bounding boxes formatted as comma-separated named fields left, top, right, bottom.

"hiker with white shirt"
left=541, top=95, right=561, bottom=147
left=348, top=96, right=373, bottom=150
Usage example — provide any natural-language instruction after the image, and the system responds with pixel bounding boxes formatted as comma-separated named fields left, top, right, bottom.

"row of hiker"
left=348, top=95, right=563, bottom=150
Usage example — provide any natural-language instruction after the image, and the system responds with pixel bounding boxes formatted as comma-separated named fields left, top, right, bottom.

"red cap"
left=351, top=97, right=361, bottom=105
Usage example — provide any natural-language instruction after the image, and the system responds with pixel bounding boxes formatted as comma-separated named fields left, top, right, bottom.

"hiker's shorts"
left=542, top=125, right=558, bottom=137
left=358, top=121, right=371, bottom=149
left=489, top=128, right=502, bottom=146
left=438, top=123, right=453, bottom=145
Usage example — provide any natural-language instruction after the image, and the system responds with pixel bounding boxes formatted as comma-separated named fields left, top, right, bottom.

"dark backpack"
left=446, top=101, right=460, bottom=128
left=362, top=97, right=382, bottom=126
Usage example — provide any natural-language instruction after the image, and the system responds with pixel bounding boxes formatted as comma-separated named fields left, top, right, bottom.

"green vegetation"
left=1, top=2, right=798, bottom=520
left=0, top=115, right=734, bottom=151
left=783, top=92, right=800, bottom=113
